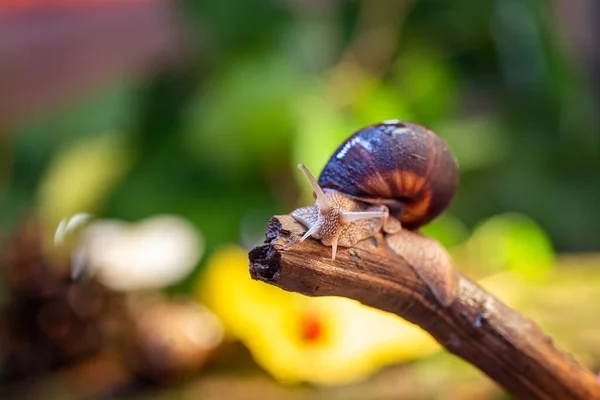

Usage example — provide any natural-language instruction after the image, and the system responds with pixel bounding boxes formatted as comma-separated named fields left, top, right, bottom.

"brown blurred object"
left=0, top=218, right=128, bottom=381
left=0, top=0, right=187, bottom=128
left=123, top=297, right=224, bottom=384
left=55, top=348, right=134, bottom=398
left=0, top=218, right=224, bottom=399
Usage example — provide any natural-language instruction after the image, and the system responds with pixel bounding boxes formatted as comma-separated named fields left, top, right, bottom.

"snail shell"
left=292, top=120, right=460, bottom=306
left=318, top=120, right=458, bottom=230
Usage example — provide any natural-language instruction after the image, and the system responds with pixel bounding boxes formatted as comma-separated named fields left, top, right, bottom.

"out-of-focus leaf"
left=184, top=57, right=304, bottom=175
left=353, top=82, right=414, bottom=127
left=437, top=117, right=509, bottom=172
left=292, top=92, right=356, bottom=203
left=37, top=134, right=132, bottom=227
left=420, top=213, right=470, bottom=250
left=16, top=81, right=137, bottom=145
left=463, top=213, right=554, bottom=279
left=392, top=46, right=457, bottom=123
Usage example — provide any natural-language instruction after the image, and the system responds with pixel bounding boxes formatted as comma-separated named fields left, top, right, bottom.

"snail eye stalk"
left=298, top=164, right=331, bottom=214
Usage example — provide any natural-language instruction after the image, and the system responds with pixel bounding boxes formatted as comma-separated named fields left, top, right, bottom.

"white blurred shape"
left=80, top=215, right=203, bottom=291
left=54, top=212, right=94, bottom=246
left=71, top=246, right=89, bottom=281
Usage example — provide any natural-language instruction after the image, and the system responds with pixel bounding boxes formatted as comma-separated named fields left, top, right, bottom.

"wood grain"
left=249, top=215, right=600, bottom=400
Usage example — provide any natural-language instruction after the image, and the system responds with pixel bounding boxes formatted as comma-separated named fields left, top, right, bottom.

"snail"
left=291, top=120, right=459, bottom=306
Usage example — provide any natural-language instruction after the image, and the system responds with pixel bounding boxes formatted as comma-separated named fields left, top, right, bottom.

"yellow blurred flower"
left=198, top=246, right=440, bottom=386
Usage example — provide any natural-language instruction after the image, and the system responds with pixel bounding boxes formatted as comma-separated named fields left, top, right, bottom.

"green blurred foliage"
left=457, top=213, right=555, bottom=280
left=2, top=0, right=599, bottom=292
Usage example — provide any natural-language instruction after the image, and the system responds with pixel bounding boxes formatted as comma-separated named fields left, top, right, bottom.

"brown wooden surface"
left=249, top=215, right=600, bottom=400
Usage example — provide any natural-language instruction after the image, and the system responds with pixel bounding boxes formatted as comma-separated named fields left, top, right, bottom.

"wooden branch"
left=249, top=215, right=600, bottom=400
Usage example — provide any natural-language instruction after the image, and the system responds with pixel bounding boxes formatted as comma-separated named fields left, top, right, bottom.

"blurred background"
left=1, top=0, right=599, bottom=399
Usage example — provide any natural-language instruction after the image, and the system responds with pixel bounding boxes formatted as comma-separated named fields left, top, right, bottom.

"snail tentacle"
left=340, top=210, right=387, bottom=224
left=330, top=237, right=338, bottom=260
left=298, top=164, right=330, bottom=213
left=300, top=224, right=320, bottom=241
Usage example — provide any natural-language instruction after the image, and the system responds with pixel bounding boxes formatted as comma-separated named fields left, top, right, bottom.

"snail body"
left=291, top=165, right=401, bottom=260
left=291, top=120, right=459, bottom=305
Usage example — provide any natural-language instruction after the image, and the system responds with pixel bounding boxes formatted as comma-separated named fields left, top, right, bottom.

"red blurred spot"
left=301, top=312, right=323, bottom=343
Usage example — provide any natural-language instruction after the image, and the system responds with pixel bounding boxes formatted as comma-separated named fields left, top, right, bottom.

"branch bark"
left=249, top=215, right=600, bottom=400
